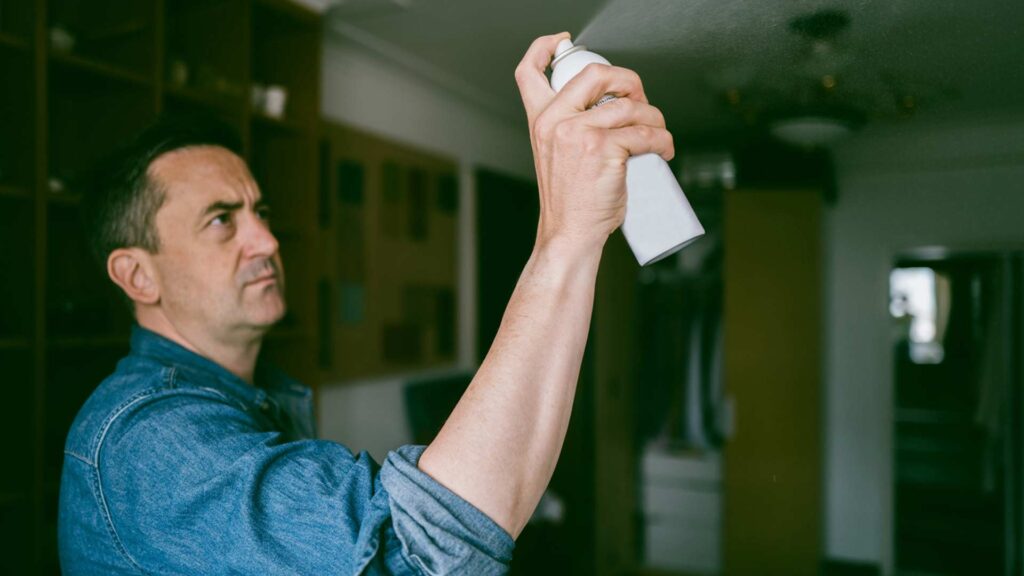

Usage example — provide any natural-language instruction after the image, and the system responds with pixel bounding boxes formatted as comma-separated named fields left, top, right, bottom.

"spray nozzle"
left=551, top=39, right=588, bottom=69
left=555, top=38, right=575, bottom=57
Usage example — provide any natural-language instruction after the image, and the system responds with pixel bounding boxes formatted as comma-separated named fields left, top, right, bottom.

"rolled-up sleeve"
left=380, top=446, right=514, bottom=575
left=96, top=389, right=513, bottom=575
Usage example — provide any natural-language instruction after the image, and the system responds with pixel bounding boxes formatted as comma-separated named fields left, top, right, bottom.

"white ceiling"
left=326, top=0, right=1024, bottom=140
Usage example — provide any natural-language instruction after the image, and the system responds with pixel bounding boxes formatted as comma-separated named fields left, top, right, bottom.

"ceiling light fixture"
left=769, top=115, right=852, bottom=148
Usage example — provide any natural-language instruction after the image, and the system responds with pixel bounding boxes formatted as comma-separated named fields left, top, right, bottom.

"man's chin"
left=247, top=298, right=288, bottom=333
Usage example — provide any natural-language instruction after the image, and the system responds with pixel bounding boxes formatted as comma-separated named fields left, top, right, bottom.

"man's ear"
left=107, top=248, right=160, bottom=306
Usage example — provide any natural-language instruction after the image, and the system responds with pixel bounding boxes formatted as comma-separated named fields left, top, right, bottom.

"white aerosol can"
left=549, top=39, right=704, bottom=266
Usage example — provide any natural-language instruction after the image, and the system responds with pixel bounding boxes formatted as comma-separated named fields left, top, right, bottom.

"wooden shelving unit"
left=49, top=50, right=154, bottom=87
left=0, top=337, right=33, bottom=350
left=1, top=0, right=322, bottom=572
left=0, top=30, right=29, bottom=50
left=0, top=184, right=31, bottom=198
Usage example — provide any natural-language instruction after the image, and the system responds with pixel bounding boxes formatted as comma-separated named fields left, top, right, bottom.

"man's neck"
left=136, top=310, right=263, bottom=384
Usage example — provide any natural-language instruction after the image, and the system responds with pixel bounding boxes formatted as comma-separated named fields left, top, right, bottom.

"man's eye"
left=256, top=207, right=272, bottom=221
left=212, top=213, right=233, bottom=226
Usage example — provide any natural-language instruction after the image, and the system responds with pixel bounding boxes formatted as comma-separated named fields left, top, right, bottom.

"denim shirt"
left=58, top=326, right=513, bottom=575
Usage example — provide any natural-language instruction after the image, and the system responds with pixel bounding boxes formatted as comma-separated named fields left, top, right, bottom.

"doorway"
left=890, top=251, right=1023, bottom=575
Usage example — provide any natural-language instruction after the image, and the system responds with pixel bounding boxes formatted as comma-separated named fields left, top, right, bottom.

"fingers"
left=605, top=125, right=675, bottom=161
left=515, top=32, right=571, bottom=125
left=579, top=98, right=665, bottom=130
left=552, top=64, right=648, bottom=114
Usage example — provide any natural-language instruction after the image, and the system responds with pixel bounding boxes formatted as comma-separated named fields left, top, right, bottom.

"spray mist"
left=549, top=39, right=704, bottom=266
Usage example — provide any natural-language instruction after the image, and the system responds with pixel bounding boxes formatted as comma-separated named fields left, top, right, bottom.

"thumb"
left=514, top=32, right=570, bottom=127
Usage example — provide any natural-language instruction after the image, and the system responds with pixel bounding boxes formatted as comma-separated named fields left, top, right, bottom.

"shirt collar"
left=128, top=324, right=304, bottom=410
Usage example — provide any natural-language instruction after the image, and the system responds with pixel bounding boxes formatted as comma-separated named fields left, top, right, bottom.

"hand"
left=514, top=33, right=675, bottom=254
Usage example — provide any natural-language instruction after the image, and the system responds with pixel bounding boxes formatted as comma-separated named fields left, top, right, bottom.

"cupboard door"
left=724, top=189, right=823, bottom=576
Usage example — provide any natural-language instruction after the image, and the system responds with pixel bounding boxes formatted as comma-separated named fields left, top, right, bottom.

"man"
left=59, top=33, right=674, bottom=574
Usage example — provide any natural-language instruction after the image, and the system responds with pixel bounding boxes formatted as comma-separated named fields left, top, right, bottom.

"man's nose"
left=243, top=212, right=279, bottom=258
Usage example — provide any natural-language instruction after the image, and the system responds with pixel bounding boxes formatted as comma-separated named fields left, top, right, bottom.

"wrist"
left=529, top=233, right=604, bottom=284
left=534, top=226, right=607, bottom=260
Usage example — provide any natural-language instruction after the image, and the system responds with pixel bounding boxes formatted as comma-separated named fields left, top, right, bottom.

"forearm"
left=418, top=237, right=602, bottom=538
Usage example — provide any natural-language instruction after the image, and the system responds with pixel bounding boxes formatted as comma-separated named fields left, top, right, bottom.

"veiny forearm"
left=418, top=238, right=602, bottom=538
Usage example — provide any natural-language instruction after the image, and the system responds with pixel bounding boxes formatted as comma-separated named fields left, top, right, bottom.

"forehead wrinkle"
left=150, top=146, right=261, bottom=209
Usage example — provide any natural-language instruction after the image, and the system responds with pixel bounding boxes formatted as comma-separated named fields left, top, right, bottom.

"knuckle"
left=514, top=63, right=532, bottom=85
left=611, top=66, right=640, bottom=88
left=554, top=119, right=577, bottom=141
left=581, top=62, right=607, bottom=81
left=661, top=130, right=675, bottom=156
left=619, top=68, right=646, bottom=100
left=582, top=130, right=604, bottom=153
left=652, top=106, right=666, bottom=127
left=626, top=68, right=643, bottom=89
left=606, top=97, right=634, bottom=122
left=534, top=114, right=555, bottom=139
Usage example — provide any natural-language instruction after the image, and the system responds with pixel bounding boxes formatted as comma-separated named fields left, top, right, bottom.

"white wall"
left=825, top=110, right=1024, bottom=575
left=317, top=30, right=535, bottom=461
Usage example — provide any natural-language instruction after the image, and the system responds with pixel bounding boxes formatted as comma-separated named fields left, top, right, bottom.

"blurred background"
left=1, top=0, right=1022, bottom=574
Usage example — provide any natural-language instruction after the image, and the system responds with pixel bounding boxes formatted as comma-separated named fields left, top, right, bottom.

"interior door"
left=723, top=188, right=823, bottom=576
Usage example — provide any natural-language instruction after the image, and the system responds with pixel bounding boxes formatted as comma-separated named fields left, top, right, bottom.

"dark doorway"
left=891, top=251, right=1023, bottom=575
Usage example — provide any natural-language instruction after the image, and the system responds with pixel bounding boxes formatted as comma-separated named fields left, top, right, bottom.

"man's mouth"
left=247, top=273, right=278, bottom=287
left=241, top=259, right=282, bottom=289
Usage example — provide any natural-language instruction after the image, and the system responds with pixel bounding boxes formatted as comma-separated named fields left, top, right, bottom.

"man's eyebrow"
left=199, top=200, right=244, bottom=223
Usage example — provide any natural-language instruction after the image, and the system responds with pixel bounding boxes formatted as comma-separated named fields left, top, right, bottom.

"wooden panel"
left=723, top=189, right=822, bottom=576
left=318, top=121, right=459, bottom=381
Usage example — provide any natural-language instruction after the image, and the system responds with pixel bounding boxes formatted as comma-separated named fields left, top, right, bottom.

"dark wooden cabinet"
left=0, top=0, right=321, bottom=571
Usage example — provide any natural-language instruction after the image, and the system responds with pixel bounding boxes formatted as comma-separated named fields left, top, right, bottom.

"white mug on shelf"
left=263, top=85, right=288, bottom=119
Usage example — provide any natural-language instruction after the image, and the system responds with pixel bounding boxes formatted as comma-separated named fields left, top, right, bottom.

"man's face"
left=147, top=145, right=286, bottom=340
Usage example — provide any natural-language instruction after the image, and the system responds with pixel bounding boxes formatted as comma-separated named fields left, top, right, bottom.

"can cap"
left=551, top=39, right=587, bottom=68
left=555, top=38, right=574, bottom=57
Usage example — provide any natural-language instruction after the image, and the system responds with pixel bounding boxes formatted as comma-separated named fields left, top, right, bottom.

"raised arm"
left=417, top=33, right=674, bottom=538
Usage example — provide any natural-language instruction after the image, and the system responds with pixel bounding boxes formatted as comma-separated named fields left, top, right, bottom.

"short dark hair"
left=81, top=113, right=243, bottom=269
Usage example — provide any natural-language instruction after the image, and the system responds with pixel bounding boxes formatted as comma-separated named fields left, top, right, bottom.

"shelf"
left=80, top=18, right=150, bottom=44
left=0, top=31, right=29, bottom=52
left=49, top=51, right=153, bottom=88
left=251, top=0, right=320, bottom=130
left=164, top=83, right=245, bottom=114
left=0, top=185, right=31, bottom=199
left=0, top=338, right=32, bottom=350
left=46, top=192, right=82, bottom=206
left=252, top=112, right=307, bottom=136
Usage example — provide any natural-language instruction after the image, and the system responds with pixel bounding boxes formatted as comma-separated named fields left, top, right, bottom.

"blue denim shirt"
left=58, top=325, right=513, bottom=575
